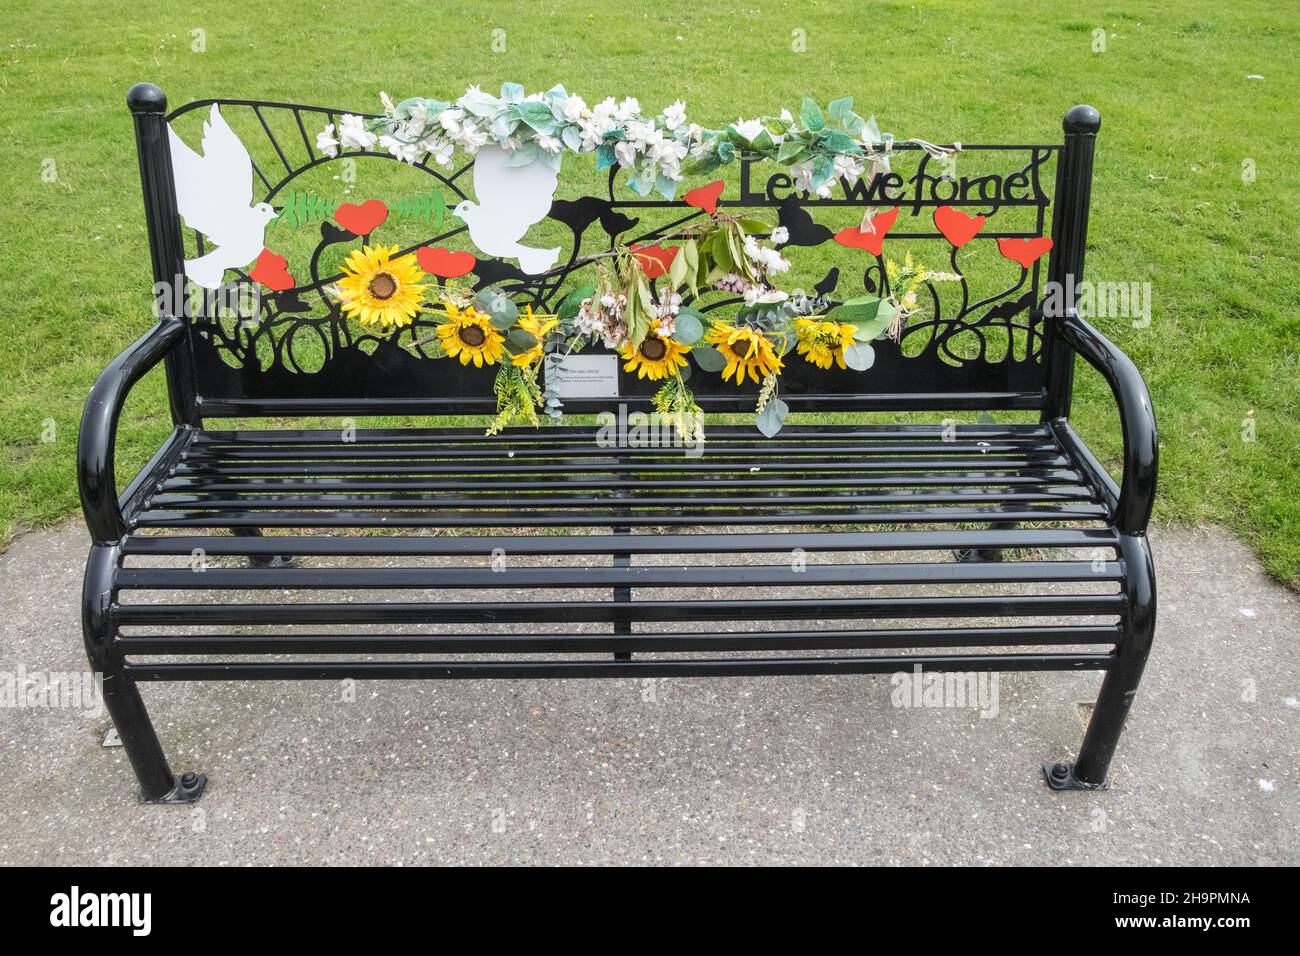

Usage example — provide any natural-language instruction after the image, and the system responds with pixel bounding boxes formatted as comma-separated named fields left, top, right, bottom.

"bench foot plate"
left=142, top=771, right=208, bottom=804
left=1042, top=761, right=1109, bottom=791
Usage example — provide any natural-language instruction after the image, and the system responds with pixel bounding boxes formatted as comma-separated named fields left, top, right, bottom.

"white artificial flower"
left=662, top=99, right=687, bottom=131
left=743, top=286, right=789, bottom=305
left=454, top=122, right=489, bottom=153
left=401, top=103, right=429, bottom=139
left=592, top=97, right=618, bottom=122
left=438, top=107, right=466, bottom=135
left=613, top=140, right=640, bottom=168
left=338, top=114, right=377, bottom=150
left=536, top=132, right=564, bottom=154
left=770, top=226, right=789, bottom=245
left=733, top=118, right=765, bottom=141
left=316, top=123, right=339, bottom=157
left=562, top=93, right=588, bottom=123
left=578, top=119, right=607, bottom=151
left=420, top=134, right=455, bottom=169
left=614, top=97, right=641, bottom=122
left=500, top=135, right=523, bottom=154
left=834, top=154, right=865, bottom=185
left=379, top=134, right=419, bottom=164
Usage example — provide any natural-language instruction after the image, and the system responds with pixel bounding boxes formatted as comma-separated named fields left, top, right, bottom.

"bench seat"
left=108, top=422, right=1125, bottom=682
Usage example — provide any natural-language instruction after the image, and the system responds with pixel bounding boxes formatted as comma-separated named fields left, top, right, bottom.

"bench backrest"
left=128, top=86, right=1098, bottom=422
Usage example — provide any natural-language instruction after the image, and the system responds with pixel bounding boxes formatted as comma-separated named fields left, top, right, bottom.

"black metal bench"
left=79, top=83, right=1156, bottom=802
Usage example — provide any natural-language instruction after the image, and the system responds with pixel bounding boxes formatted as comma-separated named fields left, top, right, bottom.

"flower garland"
left=329, top=204, right=957, bottom=438
left=316, top=83, right=954, bottom=199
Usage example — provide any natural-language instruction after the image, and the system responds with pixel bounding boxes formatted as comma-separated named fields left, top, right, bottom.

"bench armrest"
left=1052, top=310, right=1158, bottom=535
left=77, top=317, right=186, bottom=543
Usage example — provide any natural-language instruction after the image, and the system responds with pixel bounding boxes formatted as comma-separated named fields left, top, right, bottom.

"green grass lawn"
left=2, top=0, right=1298, bottom=581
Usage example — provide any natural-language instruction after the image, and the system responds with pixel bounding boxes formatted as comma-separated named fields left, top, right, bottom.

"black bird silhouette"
left=813, top=267, right=840, bottom=297
left=549, top=196, right=640, bottom=244
left=775, top=195, right=834, bottom=247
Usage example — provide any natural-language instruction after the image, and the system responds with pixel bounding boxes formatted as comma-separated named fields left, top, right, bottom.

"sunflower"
left=436, top=302, right=506, bottom=367
left=511, top=307, right=558, bottom=368
left=705, top=322, right=784, bottom=385
left=794, top=318, right=857, bottom=370
left=336, top=245, right=427, bottom=331
left=619, top=331, right=691, bottom=380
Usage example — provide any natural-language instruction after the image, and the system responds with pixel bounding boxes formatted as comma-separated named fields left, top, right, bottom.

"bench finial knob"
left=128, top=82, right=167, bottom=114
left=1063, top=104, right=1101, bottom=134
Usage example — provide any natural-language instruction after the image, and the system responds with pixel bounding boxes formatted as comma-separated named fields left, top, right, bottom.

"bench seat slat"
left=114, top=625, right=1122, bottom=655
left=113, top=593, right=1125, bottom=626
left=121, top=528, right=1120, bottom=557
left=114, top=560, right=1121, bottom=591
left=123, top=653, right=1114, bottom=682
left=131, top=503, right=1110, bottom=528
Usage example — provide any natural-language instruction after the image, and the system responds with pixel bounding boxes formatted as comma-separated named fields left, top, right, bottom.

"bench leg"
left=954, top=520, right=1016, bottom=562
left=232, top=526, right=296, bottom=568
left=1044, top=532, right=1156, bottom=790
left=83, top=545, right=207, bottom=803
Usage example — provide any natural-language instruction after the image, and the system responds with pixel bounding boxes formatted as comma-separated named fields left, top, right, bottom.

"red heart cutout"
left=630, top=244, right=678, bottom=279
left=996, top=236, right=1054, bottom=269
left=334, top=199, right=388, bottom=236
left=417, top=246, right=477, bottom=278
left=683, top=180, right=725, bottom=215
left=833, top=207, right=900, bottom=256
left=934, top=205, right=985, bottom=247
left=248, top=248, right=295, bottom=291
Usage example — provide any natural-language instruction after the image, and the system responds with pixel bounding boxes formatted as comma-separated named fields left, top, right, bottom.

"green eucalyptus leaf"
left=476, top=288, right=519, bottom=329
left=673, top=308, right=705, bottom=345
left=843, top=342, right=876, bottom=371
left=756, top=397, right=790, bottom=438
left=692, top=346, right=728, bottom=373
left=506, top=329, right=538, bottom=353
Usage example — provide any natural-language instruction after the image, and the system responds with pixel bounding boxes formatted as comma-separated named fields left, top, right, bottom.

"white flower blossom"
left=743, top=286, right=790, bottom=305
left=614, top=97, right=641, bottom=122
left=770, top=226, right=789, bottom=245
left=379, top=134, right=420, bottom=164
left=536, top=133, right=564, bottom=154
left=662, top=99, right=687, bottom=131
left=562, top=94, right=588, bottom=123
left=592, top=97, right=618, bottom=122
left=613, top=139, right=640, bottom=168
left=438, top=107, right=466, bottom=135
left=338, top=114, right=377, bottom=150
left=316, top=123, right=339, bottom=157
left=733, top=118, right=765, bottom=141
left=420, top=133, right=455, bottom=168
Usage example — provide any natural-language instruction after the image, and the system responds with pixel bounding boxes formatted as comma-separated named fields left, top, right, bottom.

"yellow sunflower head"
left=511, top=306, right=558, bottom=368
left=436, top=302, right=506, bottom=367
left=794, top=317, right=857, bottom=370
left=704, top=322, right=784, bottom=385
left=619, top=331, right=691, bottom=381
left=336, top=245, right=427, bottom=332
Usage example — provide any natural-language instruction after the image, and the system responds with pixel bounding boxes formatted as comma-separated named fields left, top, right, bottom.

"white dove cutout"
left=452, top=146, right=561, bottom=275
left=167, top=104, right=277, bottom=290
